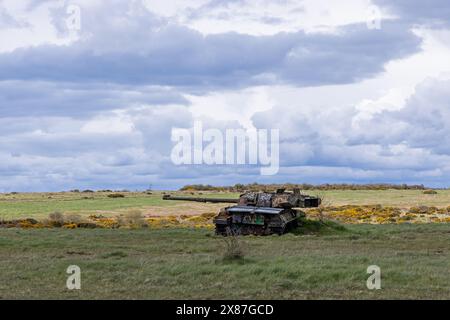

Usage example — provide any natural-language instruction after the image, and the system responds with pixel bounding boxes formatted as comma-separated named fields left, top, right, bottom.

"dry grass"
left=117, top=210, right=148, bottom=228
left=48, top=211, right=65, bottom=227
left=221, top=228, right=245, bottom=261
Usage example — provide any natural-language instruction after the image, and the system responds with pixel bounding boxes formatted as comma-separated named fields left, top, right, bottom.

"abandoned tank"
left=162, top=188, right=321, bottom=236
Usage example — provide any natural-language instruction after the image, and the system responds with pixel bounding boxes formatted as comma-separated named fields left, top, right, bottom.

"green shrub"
left=292, top=218, right=347, bottom=235
left=64, top=214, right=83, bottom=224
left=108, top=193, right=125, bottom=198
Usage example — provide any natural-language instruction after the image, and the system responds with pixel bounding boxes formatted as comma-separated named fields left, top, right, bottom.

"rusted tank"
left=162, top=188, right=321, bottom=236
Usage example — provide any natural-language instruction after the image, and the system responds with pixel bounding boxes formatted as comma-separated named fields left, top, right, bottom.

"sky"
left=0, top=0, right=450, bottom=191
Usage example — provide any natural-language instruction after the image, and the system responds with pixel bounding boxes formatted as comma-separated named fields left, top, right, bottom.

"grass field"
left=1, top=189, right=450, bottom=299
left=1, top=224, right=450, bottom=299
left=0, top=191, right=239, bottom=220
left=2, top=189, right=450, bottom=220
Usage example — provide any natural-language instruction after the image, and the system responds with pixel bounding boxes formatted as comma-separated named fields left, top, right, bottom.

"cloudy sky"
left=0, top=0, right=450, bottom=191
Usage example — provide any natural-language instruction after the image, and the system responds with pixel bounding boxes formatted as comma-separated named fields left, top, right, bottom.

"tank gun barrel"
left=162, top=195, right=239, bottom=204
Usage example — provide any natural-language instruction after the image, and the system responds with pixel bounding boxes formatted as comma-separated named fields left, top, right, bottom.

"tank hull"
left=214, top=205, right=302, bottom=236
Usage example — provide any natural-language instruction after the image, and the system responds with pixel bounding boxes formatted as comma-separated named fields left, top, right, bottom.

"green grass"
left=293, top=219, right=348, bottom=235
left=1, top=224, right=450, bottom=299
left=0, top=192, right=161, bottom=219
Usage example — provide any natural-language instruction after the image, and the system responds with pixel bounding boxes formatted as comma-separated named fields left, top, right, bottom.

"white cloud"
left=0, top=0, right=76, bottom=52
left=187, top=86, right=275, bottom=129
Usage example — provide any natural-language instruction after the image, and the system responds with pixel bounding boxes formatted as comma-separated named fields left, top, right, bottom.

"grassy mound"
left=292, top=218, right=348, bottom=235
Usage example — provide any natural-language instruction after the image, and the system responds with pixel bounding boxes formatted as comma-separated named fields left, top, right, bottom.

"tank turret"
left=163, top=189, right=321, bottom=236
left=236, top=188, right=321, bottom=208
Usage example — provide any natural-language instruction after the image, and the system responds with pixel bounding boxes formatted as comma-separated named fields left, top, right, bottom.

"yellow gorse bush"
left=306, top=205, right=450, bottom=224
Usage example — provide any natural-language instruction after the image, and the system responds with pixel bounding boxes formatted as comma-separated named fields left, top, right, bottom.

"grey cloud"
left=0, top=81, right=189, bottom=118
left=131, top=105, right=194, bottom=155
left=0, top=103, right=196, bottom=191
left=0, top=130, right=140, bottom=157
left=375, top=0, right=450, bottom=27
left=0, top=7, right=421, bottom=89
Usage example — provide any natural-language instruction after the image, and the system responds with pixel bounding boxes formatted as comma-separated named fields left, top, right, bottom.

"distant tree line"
left=180, top=183, right=427, bottom=192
